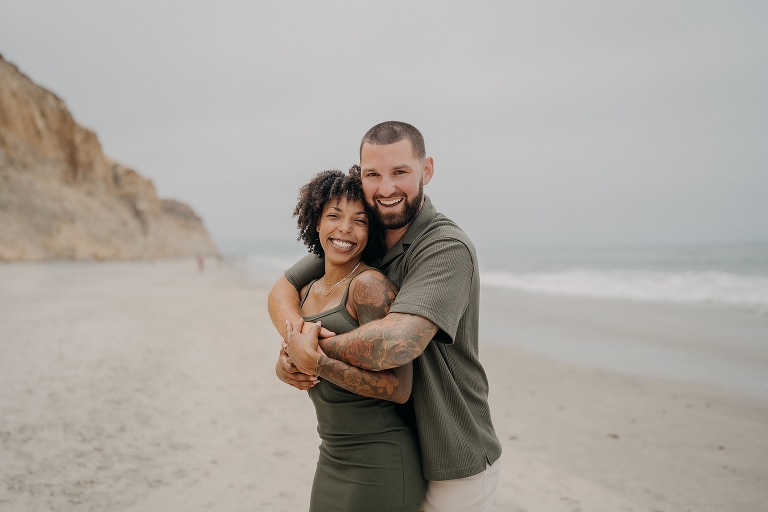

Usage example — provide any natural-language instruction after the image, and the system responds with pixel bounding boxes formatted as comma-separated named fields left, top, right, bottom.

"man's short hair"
left=359, top=121, right=426, bottom=161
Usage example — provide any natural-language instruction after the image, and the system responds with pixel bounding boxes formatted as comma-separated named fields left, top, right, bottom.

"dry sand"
left=1, top=260, right=766, bottom=511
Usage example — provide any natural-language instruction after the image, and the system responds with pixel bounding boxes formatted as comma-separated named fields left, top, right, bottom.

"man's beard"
left=369, top=181, right=423, bottom=230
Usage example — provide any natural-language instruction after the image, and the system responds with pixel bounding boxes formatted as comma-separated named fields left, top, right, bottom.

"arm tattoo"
left=320, top=271, right=437, bottom=371
left=352, top=274, right=398, bottom=325
left=316, top=355, right=412, bottom=404
left=321, top=313, right=438, bottom=371
left=312, top=272, right=412, bottom=402
left=317, top=272, right=426, bottom=403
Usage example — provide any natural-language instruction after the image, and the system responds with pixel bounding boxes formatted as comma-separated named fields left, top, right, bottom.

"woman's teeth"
left=330, top=239, right=354, bottom=249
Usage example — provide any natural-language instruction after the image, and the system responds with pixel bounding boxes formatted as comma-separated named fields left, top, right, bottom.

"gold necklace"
left=318, top=261, right=362, bottom=297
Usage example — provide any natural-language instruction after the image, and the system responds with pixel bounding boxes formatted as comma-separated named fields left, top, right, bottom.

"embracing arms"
left=318, top=313, right=438, bottom=371
left=320, top=270, right=438, bottom=371
left=286, top=318, right=414, bottom=404
left=273, top=236, right=475, bottom=384
left=315, top=272, right=415, bottom=403
left=270, top=275, right=438, bottom=371
left=275, top=271, right=434, bottom=403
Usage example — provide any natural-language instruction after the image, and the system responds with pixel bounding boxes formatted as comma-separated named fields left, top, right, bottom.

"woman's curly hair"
left=293, top=166, right=384, bottom=261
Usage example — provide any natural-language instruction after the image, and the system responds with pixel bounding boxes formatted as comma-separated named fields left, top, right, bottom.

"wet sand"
left=1, top=260, right=766, bottom=511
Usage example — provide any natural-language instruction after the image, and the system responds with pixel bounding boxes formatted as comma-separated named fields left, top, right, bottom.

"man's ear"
left=422, top=156, right=434, bottom=186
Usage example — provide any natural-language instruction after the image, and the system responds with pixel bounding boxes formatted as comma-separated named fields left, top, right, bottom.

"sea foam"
left=480, top=269, right=768, bottom=313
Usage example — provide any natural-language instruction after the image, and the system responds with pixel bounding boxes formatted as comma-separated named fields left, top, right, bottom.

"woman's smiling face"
left=317, top=197, right=369, bottom=266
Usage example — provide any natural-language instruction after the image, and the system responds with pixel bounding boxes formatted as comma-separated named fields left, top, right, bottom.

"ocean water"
left=476, top=243, right=768, bottom=400
left=245, top=243, right=768, bottom=399
left=479, top=243, right=768, bottom=314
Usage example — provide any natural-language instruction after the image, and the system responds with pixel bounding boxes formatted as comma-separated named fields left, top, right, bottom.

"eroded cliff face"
left=0, top=55, right=218, bottom=261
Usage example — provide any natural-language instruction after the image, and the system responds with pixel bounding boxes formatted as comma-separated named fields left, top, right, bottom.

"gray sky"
left=2, top=0, right=766, bottom=253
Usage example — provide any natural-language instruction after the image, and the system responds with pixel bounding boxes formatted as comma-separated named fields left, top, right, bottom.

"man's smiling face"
left=359, top=139, right=434, bottom=230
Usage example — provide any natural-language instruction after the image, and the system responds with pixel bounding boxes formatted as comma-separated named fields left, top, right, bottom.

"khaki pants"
left=420, top=460, right=501, bottom=512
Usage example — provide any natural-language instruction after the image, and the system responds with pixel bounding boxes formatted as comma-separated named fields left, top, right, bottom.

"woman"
left=284, top=168, right=427, bottom=512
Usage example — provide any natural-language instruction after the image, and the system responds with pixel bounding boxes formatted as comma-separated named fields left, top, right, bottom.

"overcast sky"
left=1, top=0, right=766, bottom=253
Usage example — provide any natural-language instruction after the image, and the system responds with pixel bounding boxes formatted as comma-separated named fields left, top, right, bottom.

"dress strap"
left=299, top=279, right=320, bottom=308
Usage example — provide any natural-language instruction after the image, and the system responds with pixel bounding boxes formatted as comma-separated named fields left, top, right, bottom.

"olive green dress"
left=301, top=269, right=427, bottom=512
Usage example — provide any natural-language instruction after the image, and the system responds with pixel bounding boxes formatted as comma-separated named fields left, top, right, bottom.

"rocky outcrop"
left=0, top=55, right=218, bottom=261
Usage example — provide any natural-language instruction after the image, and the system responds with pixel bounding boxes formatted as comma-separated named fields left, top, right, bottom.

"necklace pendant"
left=317, top=261, right=361, bottom=298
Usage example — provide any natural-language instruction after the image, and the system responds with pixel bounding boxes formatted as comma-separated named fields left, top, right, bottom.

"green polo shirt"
left=285, top=196, right=502, bottom=480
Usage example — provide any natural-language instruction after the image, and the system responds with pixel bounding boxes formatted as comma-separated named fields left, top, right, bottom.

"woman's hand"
left=285, top=319, right=325, bottom=375
left=275, top=346, right=319, bottom=390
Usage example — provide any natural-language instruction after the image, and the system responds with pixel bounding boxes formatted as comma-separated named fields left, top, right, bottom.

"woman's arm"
left=287, top=271, right=413, bottom=404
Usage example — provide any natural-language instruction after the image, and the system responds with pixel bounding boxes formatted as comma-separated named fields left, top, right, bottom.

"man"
left=269, top=121, right=502, bottom=511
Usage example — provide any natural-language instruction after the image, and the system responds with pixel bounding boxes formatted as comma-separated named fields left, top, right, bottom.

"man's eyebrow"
left=362, top=164, right=412, bottom=172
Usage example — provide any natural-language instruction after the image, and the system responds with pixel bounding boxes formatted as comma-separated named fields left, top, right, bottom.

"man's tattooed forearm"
left=316, top=355, right=409, bottom=403
left=321, top=313, right=438, bottom=370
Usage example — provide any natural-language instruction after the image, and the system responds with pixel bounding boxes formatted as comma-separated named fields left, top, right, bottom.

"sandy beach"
left=1, top=260, right=767, bottom=512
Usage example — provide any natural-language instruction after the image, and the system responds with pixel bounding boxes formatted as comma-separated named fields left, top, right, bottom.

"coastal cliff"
left=0, top=55, right=218, bottom=261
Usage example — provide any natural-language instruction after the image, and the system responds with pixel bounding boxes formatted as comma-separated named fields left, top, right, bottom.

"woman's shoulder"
left=349, top=267, right=398, bottom=296
left=346, top=267, right=398, bottom=323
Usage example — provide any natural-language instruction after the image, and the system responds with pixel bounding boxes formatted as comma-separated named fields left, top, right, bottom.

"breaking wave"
left=480, top=269, right=768, bottom=313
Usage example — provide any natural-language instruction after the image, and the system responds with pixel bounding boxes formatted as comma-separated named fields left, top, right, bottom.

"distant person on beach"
left=271, top=121, right=502, bottom=511
left=281, top=169, right=426, bottom=511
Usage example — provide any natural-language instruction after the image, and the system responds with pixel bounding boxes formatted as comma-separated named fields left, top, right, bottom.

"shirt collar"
left=378, top=195, right=437, bottom=269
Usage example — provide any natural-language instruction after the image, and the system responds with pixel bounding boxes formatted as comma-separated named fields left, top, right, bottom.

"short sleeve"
left=284, top=253, right=325, bottom=290
left=389, top=237, right=474, bottom=342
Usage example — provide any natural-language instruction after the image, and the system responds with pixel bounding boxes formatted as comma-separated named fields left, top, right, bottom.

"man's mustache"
left=372, top=194, right=407, bottom=201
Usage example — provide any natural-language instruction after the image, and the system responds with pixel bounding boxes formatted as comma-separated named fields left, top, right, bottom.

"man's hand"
left=285, top=319, right=324, bottom=374
left=275, top=346, right=318, bottom=390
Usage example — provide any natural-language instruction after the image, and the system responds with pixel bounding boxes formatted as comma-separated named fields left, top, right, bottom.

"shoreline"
left=480, top=286, right=768, bottom=401
left=1, top=260, right=766, bottom=511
